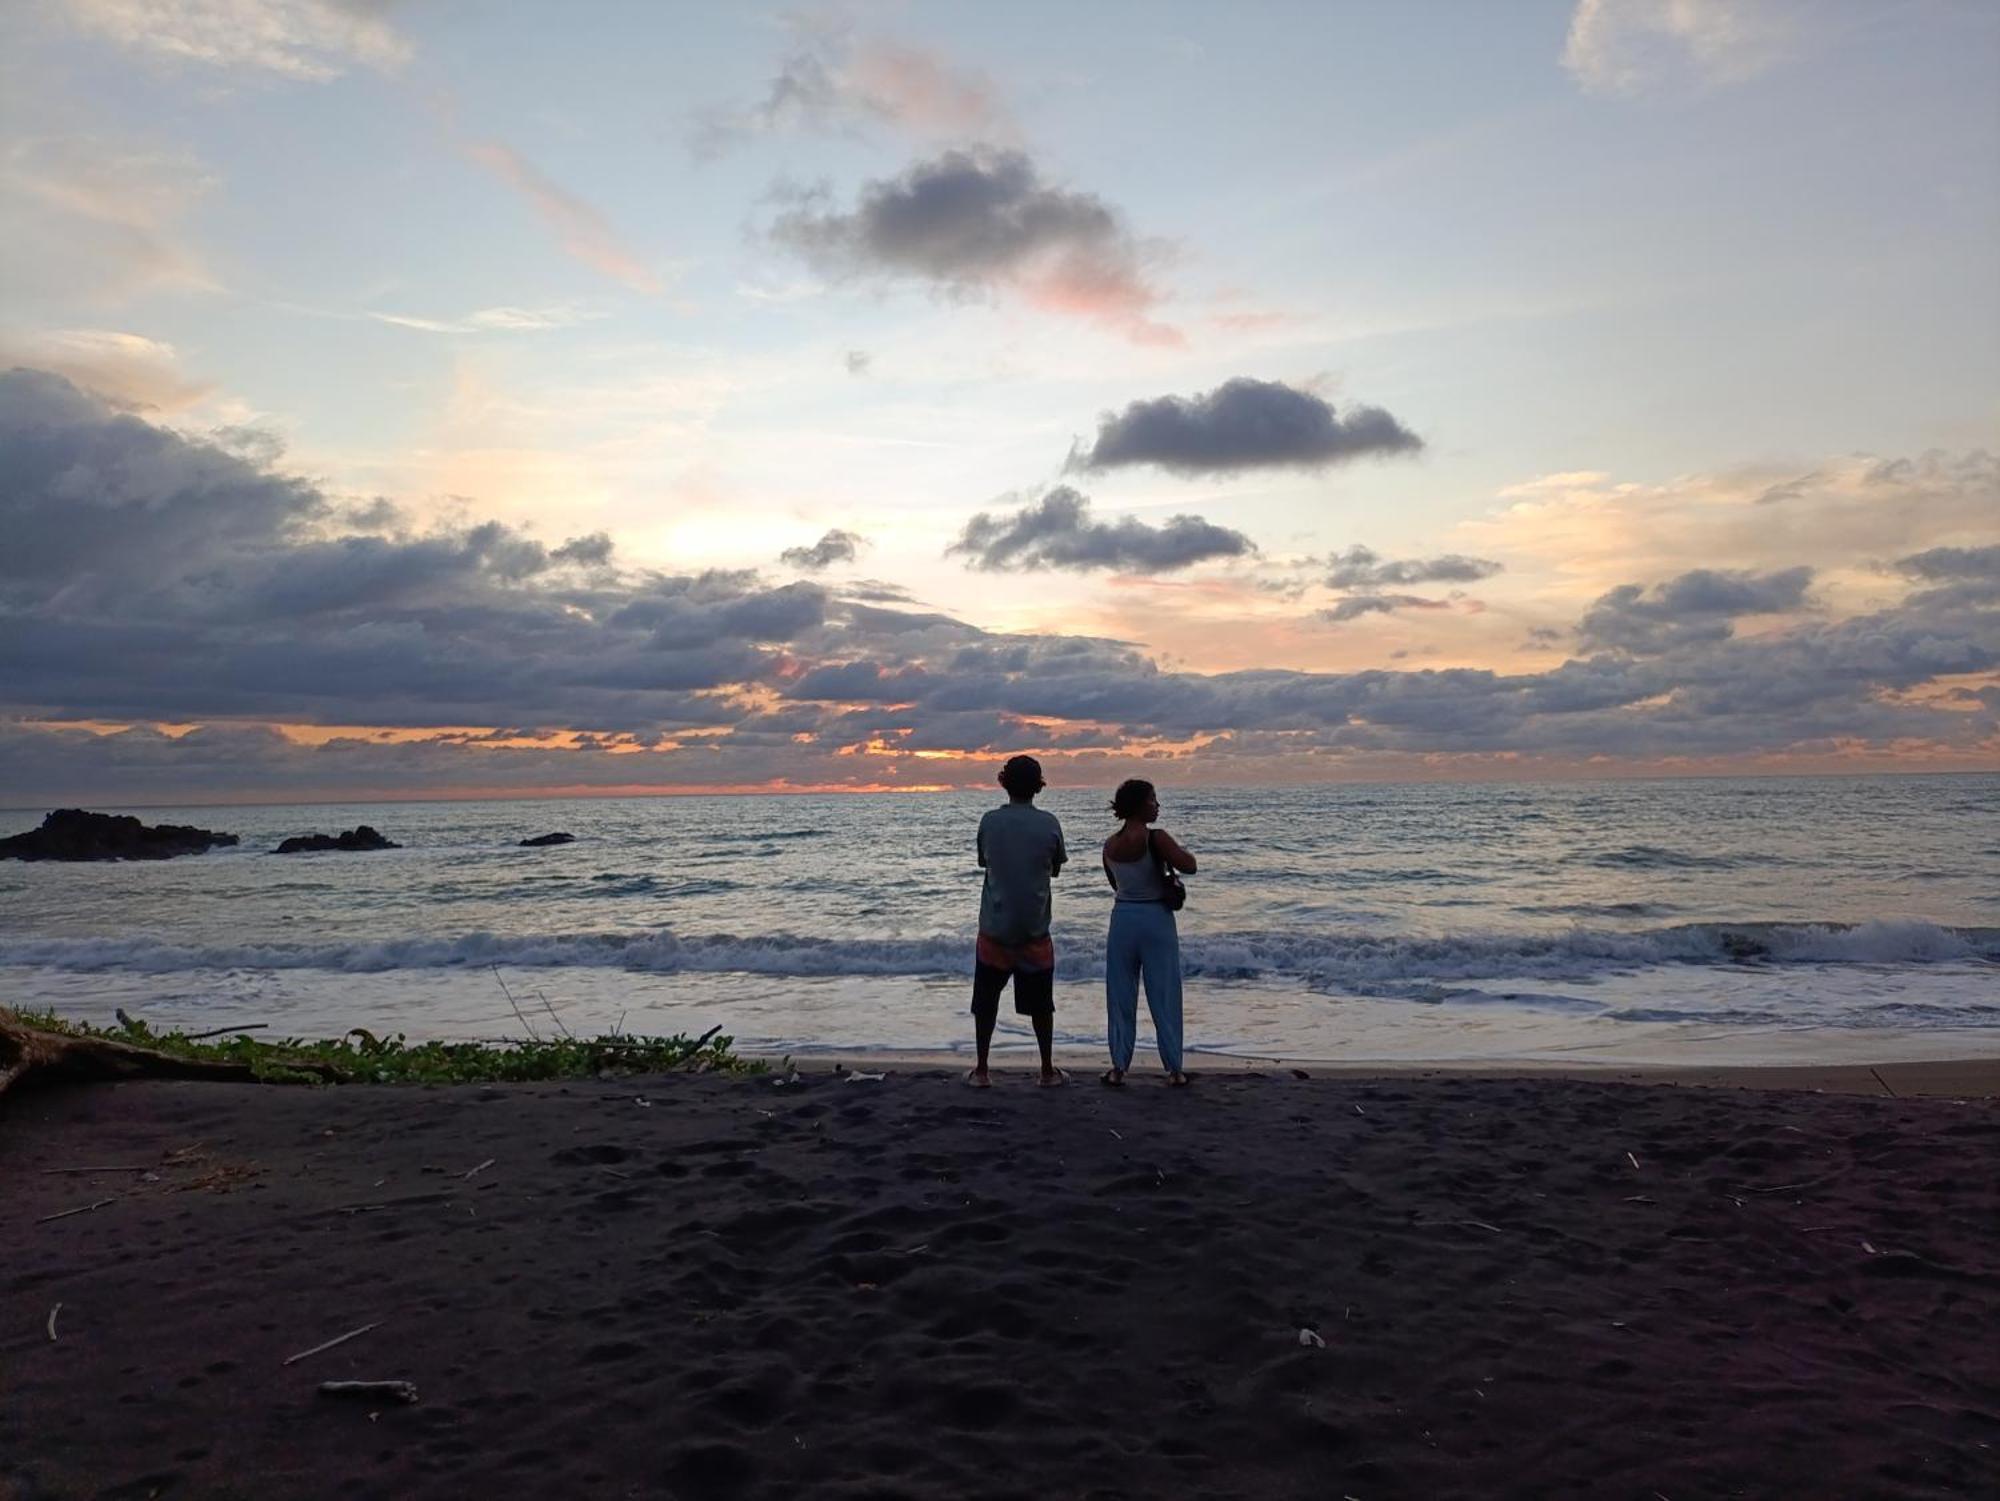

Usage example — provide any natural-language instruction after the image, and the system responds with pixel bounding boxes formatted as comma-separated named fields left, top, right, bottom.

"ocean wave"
left=1583, top=845, right=1766, bottom=871
left=702, top=829, right=831, bottom=844
left=5, top=919, right=1993, bottom=985
left=1515, top=901, right=1676, bottom=919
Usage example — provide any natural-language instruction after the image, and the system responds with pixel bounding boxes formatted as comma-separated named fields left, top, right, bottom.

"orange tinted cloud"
left=463, top=140, right=661, bottom=295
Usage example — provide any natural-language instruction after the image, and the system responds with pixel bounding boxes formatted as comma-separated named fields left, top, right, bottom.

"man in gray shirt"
left=969, top=754, right=1067, bottom=1087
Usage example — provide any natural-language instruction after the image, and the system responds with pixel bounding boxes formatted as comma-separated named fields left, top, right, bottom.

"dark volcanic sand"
left=4, top=1071, right=1997, bottom=1500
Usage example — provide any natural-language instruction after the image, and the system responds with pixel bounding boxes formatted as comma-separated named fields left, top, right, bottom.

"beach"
left=6, top=1061, right=1997, bottom=1500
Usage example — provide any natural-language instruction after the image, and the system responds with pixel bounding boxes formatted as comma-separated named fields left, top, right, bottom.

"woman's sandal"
left=1100, top=1067, right=1126, bottom=1087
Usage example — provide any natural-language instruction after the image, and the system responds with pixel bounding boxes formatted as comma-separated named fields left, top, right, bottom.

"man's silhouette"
left=968, top=754, right=1067, bottom=1087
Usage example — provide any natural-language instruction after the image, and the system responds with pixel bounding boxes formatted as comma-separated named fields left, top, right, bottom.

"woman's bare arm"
left=1153, top=828, right=1197, bottom=874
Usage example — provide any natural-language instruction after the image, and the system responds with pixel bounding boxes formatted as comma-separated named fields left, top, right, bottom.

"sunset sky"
left=2, top=0, right=1995, bottom=803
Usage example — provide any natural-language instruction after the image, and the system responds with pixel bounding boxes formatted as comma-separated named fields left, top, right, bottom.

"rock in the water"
left=274, top=825, right=401, bottom=855
left=518, top=832, right=576, bottom=847
left=0, top=809, right=240, bottom=862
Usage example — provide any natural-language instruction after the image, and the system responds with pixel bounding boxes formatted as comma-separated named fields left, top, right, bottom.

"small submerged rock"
left=0, top=808, right=240, bottom=862
left=518, top=831, right=576, bottom=847
left=274, top=825, right=401, bottom=855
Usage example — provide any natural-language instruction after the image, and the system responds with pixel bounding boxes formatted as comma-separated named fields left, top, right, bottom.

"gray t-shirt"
left=976, top=801, right=1067, bottom=946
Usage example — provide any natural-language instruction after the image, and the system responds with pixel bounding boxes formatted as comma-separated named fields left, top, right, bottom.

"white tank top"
left=1107, top=843, right=1168, bottom=903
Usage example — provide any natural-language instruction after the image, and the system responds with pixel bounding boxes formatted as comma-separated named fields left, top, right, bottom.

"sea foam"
left=4, top=919, right=1991, bottom=985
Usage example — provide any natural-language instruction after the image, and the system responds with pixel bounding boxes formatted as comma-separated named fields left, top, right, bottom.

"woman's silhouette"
left=1100, top=778, right=1196, bottom=1086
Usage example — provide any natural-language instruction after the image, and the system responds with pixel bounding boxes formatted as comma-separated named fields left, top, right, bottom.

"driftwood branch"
left=0, top=1011, right=346, bottom=1099
left=283, top=1321, right=382, bottom=1366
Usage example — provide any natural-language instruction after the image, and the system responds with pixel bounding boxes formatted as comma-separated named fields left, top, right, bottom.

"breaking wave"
left=5, top=919, right=1993, bottom=987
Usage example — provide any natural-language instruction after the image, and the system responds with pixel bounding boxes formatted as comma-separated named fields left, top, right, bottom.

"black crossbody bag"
left=1149, top=829, right=1187, bottom=912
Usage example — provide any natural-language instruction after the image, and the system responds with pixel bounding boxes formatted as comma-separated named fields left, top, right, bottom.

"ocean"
left=3, top=775, right=1995, bottom=1066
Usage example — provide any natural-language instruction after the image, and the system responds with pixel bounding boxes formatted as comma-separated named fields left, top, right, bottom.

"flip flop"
left=1038, top=1068, right=1070, bottom=1088
left=964, top=1068, right=991, bottom=1089
left=1100, top=1068, right=1126, bottom=1087
left=1166, top=1071, right=1192, bottom=1087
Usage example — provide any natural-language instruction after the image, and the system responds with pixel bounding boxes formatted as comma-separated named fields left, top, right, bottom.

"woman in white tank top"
left=1100, top=778, right=1197, bottom=1086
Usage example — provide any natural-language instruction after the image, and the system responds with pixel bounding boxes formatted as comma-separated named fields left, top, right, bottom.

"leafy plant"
left=7, top=1007, right=757, bottom=1086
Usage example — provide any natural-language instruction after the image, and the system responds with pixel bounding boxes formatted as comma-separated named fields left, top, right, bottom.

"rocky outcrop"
left=274, top=826, right=401, bottom=855
left=518, top=832, right=576, bottom=847
left=0, top=809, right=239, bottom=861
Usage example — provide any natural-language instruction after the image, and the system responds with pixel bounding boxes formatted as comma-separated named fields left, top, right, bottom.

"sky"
left=1, top=0, right=1996, bottom=804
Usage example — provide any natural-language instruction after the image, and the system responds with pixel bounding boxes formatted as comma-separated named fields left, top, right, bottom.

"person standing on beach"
left=969, top=754, right=1068, bottom=1088
left=1100, top=778, right=1195, bottom=1087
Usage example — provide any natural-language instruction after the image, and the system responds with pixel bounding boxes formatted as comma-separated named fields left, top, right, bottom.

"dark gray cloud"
left=770, top=149, right=1175, bottom=342
left=1324, top=545, right=1501, bottom=589
left=1897, top=544, right=2000, bottom=582
left=1070, top=377, right=1423, bottom=477
left=781, top=528, right=866, bottom=571
left=0, top=368, right=321, bottom=604
left=1578, top=566, right=1815, bottom=654
left=1893, top=543, right=2000, bottom=613
left=551, top=532, right=615, bottom=567
left=1319, top=593, right=1453, bottom=624
left=947, top=486, right=1253, bottom=574
left=4, top=370, right=1994, bottom=800
left=342, top=496, right=405, bottom=531
left=0, top=371, right=828, bottom=730
left=837, top=579, right=917, bottom=604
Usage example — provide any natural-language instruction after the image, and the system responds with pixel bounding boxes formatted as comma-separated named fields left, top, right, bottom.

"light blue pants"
left=1105, top=901, right=1183, bottom=1073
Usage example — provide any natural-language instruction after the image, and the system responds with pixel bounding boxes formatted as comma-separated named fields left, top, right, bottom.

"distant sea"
left=3, top=775, right=1996, bottom=1066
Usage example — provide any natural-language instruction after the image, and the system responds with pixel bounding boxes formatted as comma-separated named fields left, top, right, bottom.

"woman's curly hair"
left=1110, top=778, right=1156, bottom=820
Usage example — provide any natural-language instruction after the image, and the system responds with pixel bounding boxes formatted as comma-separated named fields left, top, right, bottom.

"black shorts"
left=970, top=960, right=1054, bottom=1020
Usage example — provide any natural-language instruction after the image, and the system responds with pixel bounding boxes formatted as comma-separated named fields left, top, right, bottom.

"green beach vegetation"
left=1, top=1006, right=756, bottom=1090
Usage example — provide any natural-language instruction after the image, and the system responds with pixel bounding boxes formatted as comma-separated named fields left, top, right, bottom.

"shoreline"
left=758, top=1049, right=2000, bottom=1098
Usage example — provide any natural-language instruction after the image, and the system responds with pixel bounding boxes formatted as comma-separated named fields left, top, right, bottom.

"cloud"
left=367, top=304, right=600, bottom=335
left=3, top=372, right=1994, bottom=798
left=463, top=141, right=661, bottom=294
left=1465, top=451, right=1998, bottom=598
left=844, top=349, right=873, bottom=377
left=1578, top=565, right=1814, bottom=653
left=63, top=0, right=412, bottom=81
left=0, top=330, right=213, bottom=411
left=948, top=487, right=1254, bottom=575
left=1324, top=545, right=1501, bottom=589
left=781, top=529, right=866, bottom=571
left=1320, top=594, right=1454, bottom=624
left=1893, top=544, right=2000, bottom=614
left=1563, top=0, right=1792, bottom=95
left=0, top=370, right=829, bottom=728
left=695, top=30, right=1009, bottom=155
left=1070, top=378, right=1423, bottom=477
left=0, top=137, right=215, bottom=304
left=342, top=496, right=403, bottom=530
left=1896, top=545, right=2000, bottom=583
left=770, top=149, right=1179, bottom=344
left=550, top=532, right=614, bottom=567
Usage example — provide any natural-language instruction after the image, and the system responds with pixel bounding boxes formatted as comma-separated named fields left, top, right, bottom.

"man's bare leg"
left=1033, top=1011, right=1062, bottom=1085
left=970, top=1005, right=995, bottom=1087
